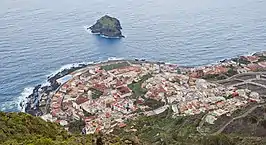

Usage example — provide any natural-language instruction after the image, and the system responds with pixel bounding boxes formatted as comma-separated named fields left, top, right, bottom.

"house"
left=172, top=105, right=179, bottom=113
left=205, top=114, right=217, bottom=124
left=258, top=61, right=266, bottom=68
left=78, top=89, right=85, bottom=93
left=59, top=120, right=68, bottom=126
left=117, top=86, right=132, bottom=98
left=105, top=112, right=111, bottom=118
left=76, top=96, right=89, bottom=105
left=189, top=70, right=204, bottom=78
left=214, top=66, right=228, bottom=74
left=93, top=83, right=106, bottom=92
left=246, top=63, right=262, bottom=71
left=62, top=101, right=73, bottom=110
left=51, top=109, right=61, bottom=117
left=118, top=123, right=127, bottom=128
left=54, top=93, right=62, bottom=98
left=114, top=80, right=123, bottom=88
left=216, top=101, right=225, bottom=108
left=246, top=56, right=259, bottom=63
left=51, top=103, right=61, bottom=109
left=57, top=97, right=63, bottom=104
left=237, top=68, right=248, bottom=74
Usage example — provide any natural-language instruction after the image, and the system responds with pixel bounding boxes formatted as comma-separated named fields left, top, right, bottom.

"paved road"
left=143, top=105, right=169, bottom=116
left=230, top=80, right=266, bottom=89
left=196, top=72, right=266, bottom=135
left=211, top=104, right=262, bottom=135
left=215, top=72, right=266, bottom=95
left=197, top=104, right=264, bottom=136
left=217, top=72, right=266, bottom=84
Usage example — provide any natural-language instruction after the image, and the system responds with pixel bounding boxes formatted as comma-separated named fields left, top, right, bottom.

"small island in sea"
left=88, top=15, right=124, bottom=38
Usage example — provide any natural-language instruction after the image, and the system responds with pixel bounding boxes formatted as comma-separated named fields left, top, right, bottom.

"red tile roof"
left=93, top=83, right=106, bottom=92
left=115, top=80, right=123, bottom=87
left=246, top=56, right=259, bottom=63
left=105, top=112, right=111, bottom=118
left=76, top=96, right=89, bottom=105
left=158, top=85, right=166, bottom=93
left=116, top=66, right=141, bottom=74
left=51, top=109, right=60, bottom=117
left=117, top=86, right=131, bottom=95
left=62, top=101, right=73, bottom=107
left=119, top=123, right=127, bottom=128
left=247, top=63, right=261, bottom=71
left=258, top=61, right=266, bottom=67
left=52, top=103, right=61, bottom=109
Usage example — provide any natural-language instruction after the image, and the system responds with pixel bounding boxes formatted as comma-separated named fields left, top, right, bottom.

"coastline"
left=21, top=58, right=170, bottom=115
left=21, top=51, right=266, bottom=116
left=18, top=50, right=266, bottom=136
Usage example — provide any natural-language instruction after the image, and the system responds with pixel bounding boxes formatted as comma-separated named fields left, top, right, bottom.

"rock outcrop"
left=89, top=15, right=124, bottom=38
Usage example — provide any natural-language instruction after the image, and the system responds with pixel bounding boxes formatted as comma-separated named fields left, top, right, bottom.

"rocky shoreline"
left=23, top=63, right=90, bottom=116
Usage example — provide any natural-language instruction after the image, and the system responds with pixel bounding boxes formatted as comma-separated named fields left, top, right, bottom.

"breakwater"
left=23, top=63, right=90, bottom=116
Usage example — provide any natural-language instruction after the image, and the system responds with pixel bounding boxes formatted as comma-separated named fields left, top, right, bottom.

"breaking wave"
left=83, top=25, right=92, bottom=33
left=17, top=87, right=34, bottom=112
left=46, top=61, right=94, bottom=78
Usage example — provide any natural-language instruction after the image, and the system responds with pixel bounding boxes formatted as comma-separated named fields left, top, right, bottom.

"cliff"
left=89, top=15, right=124, bottom=38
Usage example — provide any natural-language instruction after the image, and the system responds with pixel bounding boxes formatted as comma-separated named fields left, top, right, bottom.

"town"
left=40, top=52, right=266, bottom=134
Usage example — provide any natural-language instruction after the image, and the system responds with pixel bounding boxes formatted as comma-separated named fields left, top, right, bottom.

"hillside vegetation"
left=1, top=111, right=266, bottom=145
left=0, top=112, right=124, bottom=145
left=113, top=109, right=266, bottom=145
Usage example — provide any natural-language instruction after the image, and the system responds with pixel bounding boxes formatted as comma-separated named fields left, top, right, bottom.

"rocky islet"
left=89, top=15, right=124, bottom=38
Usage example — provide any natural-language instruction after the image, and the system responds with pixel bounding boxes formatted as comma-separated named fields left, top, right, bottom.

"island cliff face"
left=89, top=15, right=124, bottom=38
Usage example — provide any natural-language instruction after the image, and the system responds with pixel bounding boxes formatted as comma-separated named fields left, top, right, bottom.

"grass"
left=128, top=73, right=152, bottom=97
left=0, top=112, right=128, bottom=145
left=113, top=111, right=207, bottom=144
left=100, top=62, right=130, bottom=71
left=98, top=16, right=118, bottom=28
left=89, top=88, right=103, bottom=99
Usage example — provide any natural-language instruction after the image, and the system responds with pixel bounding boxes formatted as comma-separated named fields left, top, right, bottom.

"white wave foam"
left=46, top=62, right=93, bottom=78
left=83, top=25, right=91, bottom=33
left=108, top=57, right=124, bottom=61
left=18, top=87, right=34, bottom=112
left=99, top=34, right=120, bottom=39
left=83, top=25, right=97, bottom=34
left=41, top=81, right=50, bottom=87
left=83, top=25, right=124, bottom=38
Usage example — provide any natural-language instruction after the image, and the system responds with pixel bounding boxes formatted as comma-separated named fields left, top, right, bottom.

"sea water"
left=1, top=0, right=266, bottom=111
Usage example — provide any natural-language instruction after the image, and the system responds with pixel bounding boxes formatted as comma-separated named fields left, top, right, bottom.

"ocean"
left=1, top=0, right=266, bottom=112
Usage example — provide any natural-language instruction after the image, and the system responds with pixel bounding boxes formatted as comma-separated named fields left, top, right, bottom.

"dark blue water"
left=1, top=0, right=266, bottom=112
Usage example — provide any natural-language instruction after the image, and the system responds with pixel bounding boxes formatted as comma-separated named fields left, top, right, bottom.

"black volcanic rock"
left=89, top=15, right=124, bottom=38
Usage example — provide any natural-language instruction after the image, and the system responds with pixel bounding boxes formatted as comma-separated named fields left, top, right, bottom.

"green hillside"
left=1, top=111, right=266, bottom=145
left=0, top=112, right=124, bottom=145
